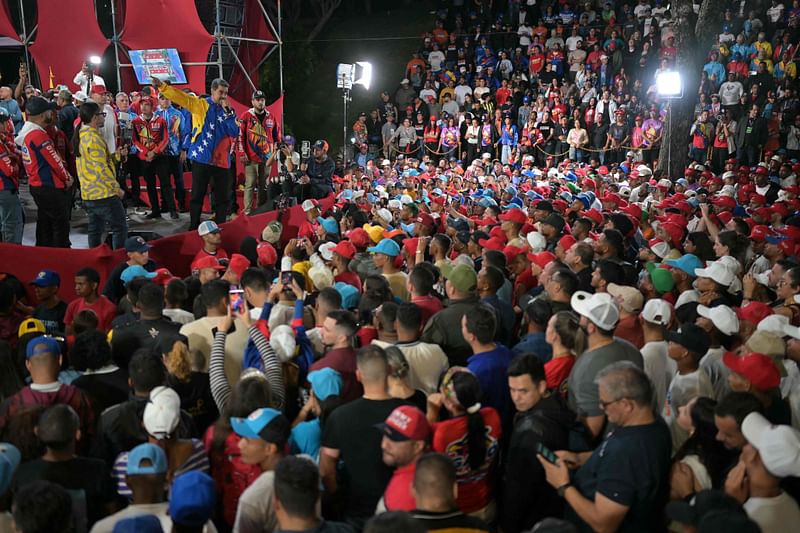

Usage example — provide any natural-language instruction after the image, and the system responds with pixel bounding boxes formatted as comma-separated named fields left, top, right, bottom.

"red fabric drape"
left=29, top=0, right=109, bottom=91
left=227, top=0, right=274, bottom=103
left=120, top=0, right=213, bottom=92
left=0, top=1, right=19, bottom=42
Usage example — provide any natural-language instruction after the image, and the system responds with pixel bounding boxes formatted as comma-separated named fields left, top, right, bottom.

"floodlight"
left=354, top=61, right=372, bottom=90
left=655, top=71, right=682, bottom=98
left=336, top=63, right=353, bottom=89
left=89, top=55, right=102, bottom=65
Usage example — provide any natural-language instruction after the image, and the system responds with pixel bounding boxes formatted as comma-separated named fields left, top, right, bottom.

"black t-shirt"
left=321, top=397, right=408, bottom=519
left=13, top=457, right=115, bottom=527
left=102, top=259, right=157, bottom=304
left=410, top=509, right=491, bottom=532
left=110, top=316, right=181, bottom=370
left=72, top=368, right=130, bottom=418
left=167, top=372, right=219, bottom=435
left=592, top=123, right=609, bottom=148
left=33, top=300, right=67, bottom=335
left=570, top=419, right=671, bottom=533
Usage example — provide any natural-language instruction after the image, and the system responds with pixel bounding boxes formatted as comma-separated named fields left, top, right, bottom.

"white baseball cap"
left=301, top=199, right=319, bottom=212
left=570, top=291, right=619, bottom=330
left=143, top=386, right=181, bottom=439
left=387, top=199, right=402, bottom=210
left=527, top=231, right=546, bottom=252
left=742, top=412, right=800, bottom=477
left=376, top=208, right=393, bottom=225
left=641, top=298, right=672, bottom=326
left=694, top=261, right=736, bottom=286
left=760, top=314, right=790, bottom=336
left=318, top=242, right=337, bottom=262
left=636, top=164, right=652, bottom=176
left=674, top=289, right=700, bottom=309
left=696, top=304, right=739, bottom=336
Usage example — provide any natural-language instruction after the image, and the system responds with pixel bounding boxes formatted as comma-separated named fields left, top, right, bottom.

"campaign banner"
left=130, top=48, right=188, bottom=84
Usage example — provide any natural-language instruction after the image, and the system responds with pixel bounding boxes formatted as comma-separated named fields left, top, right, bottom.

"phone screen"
left=229, top=288, right=245, bottom=314
left=536, top=443, right=558, bottom=464
left=281, top=271, right=293, bottom=286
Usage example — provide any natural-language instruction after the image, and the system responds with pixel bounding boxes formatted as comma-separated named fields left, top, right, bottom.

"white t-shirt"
left=372, top=339, right=449, bottom=394
left=163, top=307, right=195, bottom=325
left=565, top=35, right=583, bottom=51
left=744, top=492, right=800, bottom=533
left=663, top=369, right=714, bottom=450
left=179, top=316, right=249, bottom=385
left=90, top=502, right=217, bottom=533
left=234, top=470, right=276, bottom=533
left=641, top=340, right=674, bottom=413
left=699, top=347, right=730, bottom=401
left=428, top=51, right=445, bottom=72
left=454, top=84, right=473, bottom=106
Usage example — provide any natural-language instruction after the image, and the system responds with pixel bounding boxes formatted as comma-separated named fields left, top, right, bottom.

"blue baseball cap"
left=317, top=216, right=340, bottom=235
left=127, top=443, right=167, bottom=475
left=169, top=471, right=216, bottom=528
left=29, top=270, right=60, bottom=287
left=447, top=217, right=470, bottom=232
left=120, top=265, right=157, bottom=285
left=367, top=238, right=401, bottom=257
left=665, top=254, right=704, bottom=276
left=112, top=515, right=163, bottom=533
left=400, top=222, right=416, bottom=235
left=231, top=407, right=290, bottom=443
left=505, top=185, right=518, bottom=196
left=197, top=220, right=222, bottom=237
left=334, top=281, right=359, bottom=310
left=308, top=368, right=343, bottom=400
left=25, top=335, right=60, bottom=359
left=124, top=235, right=150, bottom=253
left=0, top=443, right=20, bottom=494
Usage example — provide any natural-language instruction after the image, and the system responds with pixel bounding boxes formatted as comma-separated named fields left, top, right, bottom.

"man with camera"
left=296, top=140, right=334, bottom=200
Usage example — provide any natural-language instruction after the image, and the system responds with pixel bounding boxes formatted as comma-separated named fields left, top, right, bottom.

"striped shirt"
left=112, top=439, right=209, bottom=498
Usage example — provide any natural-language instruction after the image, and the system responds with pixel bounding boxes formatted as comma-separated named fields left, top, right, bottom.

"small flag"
left=48, top=66, right=54, bottom=90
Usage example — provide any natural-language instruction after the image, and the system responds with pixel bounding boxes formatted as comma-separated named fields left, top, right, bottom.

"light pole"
left=336, top=61, right=372, bottom=167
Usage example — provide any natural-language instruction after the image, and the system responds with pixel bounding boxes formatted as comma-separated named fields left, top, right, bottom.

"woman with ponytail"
left=426, top=367, right=501, bottom=521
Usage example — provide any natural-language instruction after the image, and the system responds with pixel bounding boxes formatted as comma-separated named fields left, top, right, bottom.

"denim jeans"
left=84, top=196, right=128, bottom=249
left=0, top=189, right=23, bottom=243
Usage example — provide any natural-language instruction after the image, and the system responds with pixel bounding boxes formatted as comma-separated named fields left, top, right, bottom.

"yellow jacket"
left=77, top=125, right=120, bottom=201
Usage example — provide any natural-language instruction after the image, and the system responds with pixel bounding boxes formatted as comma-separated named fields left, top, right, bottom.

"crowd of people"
left=4, top=1, right=800, bottom=533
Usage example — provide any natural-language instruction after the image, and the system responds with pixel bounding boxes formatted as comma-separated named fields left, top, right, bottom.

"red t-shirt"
left=614, top=314, right=644, bottom=349
left=192, top=247, right=229, bottom=266
left=64, top=295, right=117, bottom=332
left=545, top=356, right=575, bottom=398
left=411, top=295, right=444, bottom=327
left=383, top=463, right=417, bottom=511
left=356, top=326, right=378, bottom=348
left=431, top=407, right=502, bottom=513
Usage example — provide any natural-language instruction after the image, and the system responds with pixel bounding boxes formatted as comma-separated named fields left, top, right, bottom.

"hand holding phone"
left=536, top=443, right=559, bottom=465
left=229, top=288, right=245, bottom=314
left=281, top=271, right=293, bottom=287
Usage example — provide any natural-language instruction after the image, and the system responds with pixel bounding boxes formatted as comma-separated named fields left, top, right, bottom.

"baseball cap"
left=647, top=238, right=670, bottom=259
left=440, top=263, right=478, bottom=293
left=169, top=471, right=216, bottom=528
left=723, top=351, right=781, bottom=390
left=736, top=301, right=773, bottom=326
left=126, top=443, right=168, bottom=475
left=665, top=489, right=745, bottom=526
left=125, top=235, right=150, bottom=253
left=607, top=283, right=644, bottom=313
left=143, top=386, right=181, bottom=439
left=301, top=199, right=320, bottom=212
left=120, top=265, right=157, bottom=285
left=0, top=443, right=20, bottom=494
left=570, top=291, right=619, bottom=330
left=26, top=96, right=56, bottom=116
left=697, top=510, right=761, bottom=533
left=307, top=368, right=343, bottom=400
left=664, top=254, right=703, bottom=276
left=226, top=254, right=251, bottom=279
left=741, top=412, right=800, bottom=477
left=112, top=515, right=163, bottom=533
left=334, top=281, right=359, bottom=309
left=367, top=238, right=401, bottom=257
left=192, top=256, right=225, bottom=272
left=557, top=235, right=577, bottom=252
left=317, top=242, right=337, bottom=262
left=317, top=216, right=340, bottom=235
left=650, top=267, right=676, bottom=293
left=695, top=262, right=735, bottom=286
left=696, top=304, right=739, bottom=336
left=527, top=231, right=546, bottom=252
left=252, top=90, right=266, bottom=100
left=348, top=228, right=371, bottom=248
left=198, top=220, right=222, bottom=236
left=363, top=224, right=385, bottom=244
left=231, top=407, right=291, bottom=443
left=528, top=251, right=556, bottom=270
left=17, top=318, right=45, bottom=338
left=641, top=298, right=672, bottom=326
left=758, top=314, right=790, bottom=336
left=257, top=242, right=277, bottom=267
left=374, top=405, right=431, bottom=442
left=541, top=213, right=566, bottom=232
left=25, top=335, right=61, bottom=359
left=29, top=270, right=60, bottom=287
left=665, top=323, right=711, bottom=355
left=261, top=220, right=283, bottom=244
left=499, top=208, right=527, bottom=224
left=332, top=240, right=356, bottom=259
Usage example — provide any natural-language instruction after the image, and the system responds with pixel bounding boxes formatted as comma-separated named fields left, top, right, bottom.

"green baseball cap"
left=440, top=263, right=477, bottom=293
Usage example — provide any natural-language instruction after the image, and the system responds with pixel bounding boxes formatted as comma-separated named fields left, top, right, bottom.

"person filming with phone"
left=537, top=362, right=672, bottom=533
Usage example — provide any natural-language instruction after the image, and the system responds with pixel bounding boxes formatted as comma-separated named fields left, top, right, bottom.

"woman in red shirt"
left=544, top=311, right=585, bottom=398
left=426, top=367, right=502, bottom=520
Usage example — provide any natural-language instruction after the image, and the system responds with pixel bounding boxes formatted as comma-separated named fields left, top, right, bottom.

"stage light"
left=336, top=61, right=372, bottom=90
left=656, top=71, right=682, bottom=98
left=89, top=55, right=102, bottom=65
left=354, top=61, right=372, bottom=90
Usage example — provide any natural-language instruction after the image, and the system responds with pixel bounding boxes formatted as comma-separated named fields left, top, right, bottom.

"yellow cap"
left=18, top=318, right=45, bottom=338
left=363, top=224, right=384, bottom=244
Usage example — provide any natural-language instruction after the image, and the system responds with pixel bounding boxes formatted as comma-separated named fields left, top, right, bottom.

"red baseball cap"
left=750, top=225, right=772, bottom=242
left=735, top=301, right=774, bottom=326
left=403, top=237, right=419, bottom=256
left=478, top=237, right=505, bottom=251
left=499, top=208, right=528, bottom=224
left=527, top=251, right=556, bottom=270
left=723, top=352, right=781, bottom=390
left=754, top=166, right=769, bottom=176
left=717, top=211, right=733, bottom=225
left=416, top=212, right=435, bottom=227
left=711, top=195, right=736, bottom=209
left=90, top=84, right=107, bottom=95
left=375, top=405, right=430, bottom=441
left=750, top=194, right=767, bottom=205
left=332, top=240, right=356, bottom=259
left=347, top=228, right=371, bottom=248
left=557, top=234, right=577, bottom=252
left=227, top=253, right=251, bottom=279
left=582, top=208, right=604, bottom=225
left=504, top=245, right=528, bottom=264
left=257, top=242, right=277, bottom=266
left=660, top=222, right=684, bottom=246
left=192, top=256, right=225, bottom=271
left=489, top=226, right=507, bottom=242
left=152, top=268, right=177, bottom=286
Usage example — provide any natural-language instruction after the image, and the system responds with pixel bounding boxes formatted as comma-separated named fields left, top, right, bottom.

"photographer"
left=297, top=139, right=334, bottom=200
left=262, top=136, right=300, bottom=212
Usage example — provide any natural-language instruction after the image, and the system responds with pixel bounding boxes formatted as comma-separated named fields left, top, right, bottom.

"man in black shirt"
left=110, top=283, right=180, bottom=370
left=103, top=236, right=157, bottom=304
left=591, top=114, right=609, bottom=165
left=13, top=404, right=114, bottom=528
left=320, top=345, right=407, bottom=529
left=298, top=140, right=334, bottom=200
left=29, top=269, right=67, bottom=335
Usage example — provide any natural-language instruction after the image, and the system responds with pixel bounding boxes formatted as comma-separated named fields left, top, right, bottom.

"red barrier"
left=0, top=196, right=333, bottom=302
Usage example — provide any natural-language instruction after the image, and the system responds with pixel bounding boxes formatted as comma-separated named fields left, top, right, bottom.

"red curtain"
left=29, top=0, right=110, bottom=91
left=0, top=1, right=18, bottom=42
left=227, top=0, right=274, bottom=103
left=120, top=0, right=213, bottom=92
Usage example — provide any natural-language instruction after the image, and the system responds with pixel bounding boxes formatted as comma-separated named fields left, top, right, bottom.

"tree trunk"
left=657, top=0, right=726, bottom=178
left=306, top=0, right=342, bottom=42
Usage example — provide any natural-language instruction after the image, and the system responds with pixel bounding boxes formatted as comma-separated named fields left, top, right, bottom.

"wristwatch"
left=557, top=482, right=572, bottom=498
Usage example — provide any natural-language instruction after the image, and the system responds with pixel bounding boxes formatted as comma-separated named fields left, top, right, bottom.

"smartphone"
left=229, top=288, right=245, bottom=314
left=281, top=271, right=293, bottom=287
left=536, top=442, right=559, bottom=465
left=301, top=140, right=311, bottom=159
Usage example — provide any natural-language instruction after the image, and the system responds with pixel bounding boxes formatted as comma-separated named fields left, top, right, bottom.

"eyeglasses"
left=599, top=398, right=625, bottom=410
left=95, top=112, right=107, bottom=117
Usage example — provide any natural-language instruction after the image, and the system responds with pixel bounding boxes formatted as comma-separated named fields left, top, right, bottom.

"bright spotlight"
left=89, top=55, right=102, bottom=65
left=336, top=61, right=373, bottom=90
left=656, top=71, right=682, bottom=98
left=354, top=61, right=372, bottom=90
